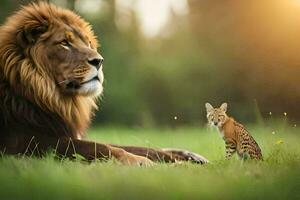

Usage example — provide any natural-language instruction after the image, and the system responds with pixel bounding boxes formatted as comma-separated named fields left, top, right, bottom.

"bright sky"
left=129, top=0, right=189, bottom=37
left=75, top=0, right=189, bottom=38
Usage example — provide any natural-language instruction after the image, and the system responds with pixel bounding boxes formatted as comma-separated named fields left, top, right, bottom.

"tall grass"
left=0, top=125, right=299, bottom=200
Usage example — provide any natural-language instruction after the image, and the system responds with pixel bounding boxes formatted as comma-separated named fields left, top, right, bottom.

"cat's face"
left=205, top=103, right=228, bottom=127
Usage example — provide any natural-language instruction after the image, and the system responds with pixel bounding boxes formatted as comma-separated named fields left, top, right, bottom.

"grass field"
left=0, top=125, right=299, bottom=200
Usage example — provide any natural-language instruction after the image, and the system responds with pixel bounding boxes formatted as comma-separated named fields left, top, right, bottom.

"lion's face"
left=2, top=3, right=105, bottom=98
left=42, top=28, right=104, bottom=97
left=29, top=23, right=104, bottom=97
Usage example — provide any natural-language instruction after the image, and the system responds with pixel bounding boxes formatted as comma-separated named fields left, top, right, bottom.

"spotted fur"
left=205, top=103, right=263, bottom=160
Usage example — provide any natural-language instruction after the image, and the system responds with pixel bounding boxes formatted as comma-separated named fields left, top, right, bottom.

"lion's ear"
left=17, top=23, right=47, bottom=48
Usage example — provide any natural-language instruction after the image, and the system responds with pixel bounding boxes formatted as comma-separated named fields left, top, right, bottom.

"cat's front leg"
left=225, top=139, right=236, bottom=160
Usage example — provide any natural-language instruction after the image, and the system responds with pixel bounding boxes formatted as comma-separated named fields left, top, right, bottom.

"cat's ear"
left=205, top=103, right=214, bottom=113
left=220, top=103, right=228, bottom=112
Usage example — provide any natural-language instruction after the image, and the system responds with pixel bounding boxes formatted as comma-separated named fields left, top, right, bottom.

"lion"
left=0, top=2, right=208, bottom=166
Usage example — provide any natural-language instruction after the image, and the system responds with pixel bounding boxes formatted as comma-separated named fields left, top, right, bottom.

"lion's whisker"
left=58, top=79, right=70, bottom=85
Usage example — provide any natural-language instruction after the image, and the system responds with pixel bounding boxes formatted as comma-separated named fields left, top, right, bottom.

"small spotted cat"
left=205, top=102, right=263, bottom=160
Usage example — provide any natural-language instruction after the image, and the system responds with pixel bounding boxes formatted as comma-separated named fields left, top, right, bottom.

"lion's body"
left=0, top=2, right=208, bottom=165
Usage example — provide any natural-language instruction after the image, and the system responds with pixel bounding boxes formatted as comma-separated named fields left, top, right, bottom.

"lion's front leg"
left=110, top=145, right=176, bottom=162
left=54, top=139, right=153, bottom=166
left=161, top=148, right=209, bottom=164
left=108, top=146, right=153, bottom=166
left=111, top=145, right=209, bottom=164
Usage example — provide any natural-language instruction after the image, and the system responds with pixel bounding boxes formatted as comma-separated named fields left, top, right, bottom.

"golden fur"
left=0, top=2, right=100, bottom=138
left=0, top=2, right=208, bottom=165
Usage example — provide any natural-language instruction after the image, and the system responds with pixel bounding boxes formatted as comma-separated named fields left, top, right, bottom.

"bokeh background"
left=1, top=0, right=299, bottom=127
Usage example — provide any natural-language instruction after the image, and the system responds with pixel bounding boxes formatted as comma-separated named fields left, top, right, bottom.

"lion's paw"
left=118, top=152, right=154, bottom=167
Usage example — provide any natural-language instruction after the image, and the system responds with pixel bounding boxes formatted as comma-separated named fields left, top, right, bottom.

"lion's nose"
left=88, top=57, right=103, bottom=70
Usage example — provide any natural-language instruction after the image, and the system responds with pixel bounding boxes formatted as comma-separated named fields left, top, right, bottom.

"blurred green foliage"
left=1, top=0, right=299, bottom=126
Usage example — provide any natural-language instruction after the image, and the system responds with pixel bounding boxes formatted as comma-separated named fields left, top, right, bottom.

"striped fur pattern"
left=205, top=103, right=263, bottom=160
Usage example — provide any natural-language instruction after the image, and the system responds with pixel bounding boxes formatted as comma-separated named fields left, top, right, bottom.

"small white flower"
left=283, top=112, right=287, bottom=116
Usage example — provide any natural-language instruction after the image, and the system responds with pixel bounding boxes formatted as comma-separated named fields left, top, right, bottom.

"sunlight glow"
left=75, top=0, right=103, bottom=14
left=71, top=0, right=189, bottom=37
left=116, top=0, right=189, bottom=37
left=135, top=0, right=188, bottom=37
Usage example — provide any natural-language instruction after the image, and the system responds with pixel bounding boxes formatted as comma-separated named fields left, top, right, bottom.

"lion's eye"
left=60, top=40, right=70, bottom=48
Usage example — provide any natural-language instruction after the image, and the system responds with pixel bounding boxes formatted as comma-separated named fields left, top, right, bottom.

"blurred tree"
left=0, top=0, right=32, bottom=24
left=1, top=0, right=299, bottom=127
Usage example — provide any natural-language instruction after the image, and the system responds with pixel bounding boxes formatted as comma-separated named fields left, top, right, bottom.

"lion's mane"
left=0, top=2, right=99, bottom=138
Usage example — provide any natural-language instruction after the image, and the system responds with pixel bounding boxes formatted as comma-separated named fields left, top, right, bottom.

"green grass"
left=0, top=125, right=300, bottom=200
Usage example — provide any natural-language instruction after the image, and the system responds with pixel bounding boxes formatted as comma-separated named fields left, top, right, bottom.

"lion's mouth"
left=66, top=76, right=99, bottom=89
left=66, top=80, right=80, bottom=89
left=81, top=76, right=100, bottom=85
